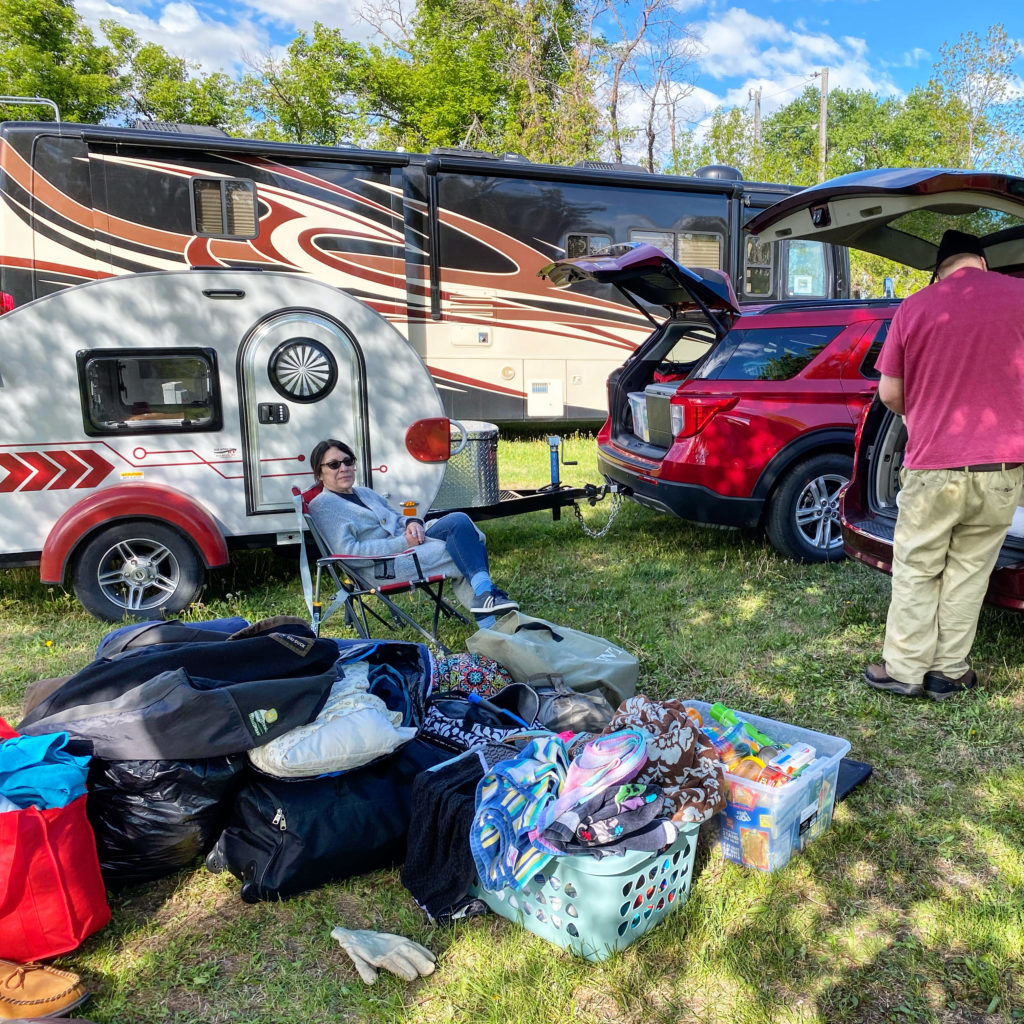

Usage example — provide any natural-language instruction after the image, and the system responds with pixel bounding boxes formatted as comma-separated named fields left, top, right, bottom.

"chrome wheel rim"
left=96, top=538, right=181, bottom=612
left=793, top=473, right=847, bottom=552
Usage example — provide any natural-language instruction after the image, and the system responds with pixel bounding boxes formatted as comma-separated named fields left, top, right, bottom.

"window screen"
left=785, top=239, right=827, bottom=297
left=677, top=232, right=722, bottom=269
left=78, top=348, right=221, bottom=435
left=192, top=179, right=258, bottom=238
left=694, top=326, right=843, bottom=382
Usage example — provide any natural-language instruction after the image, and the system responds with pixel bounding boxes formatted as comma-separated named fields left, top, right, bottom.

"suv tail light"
left=671, top=395, right=738, bottom=438
left=405, top=417, right=452, bottom=462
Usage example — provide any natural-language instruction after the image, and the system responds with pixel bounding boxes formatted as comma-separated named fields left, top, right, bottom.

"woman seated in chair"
left=308, top=438, right=519, bottom=626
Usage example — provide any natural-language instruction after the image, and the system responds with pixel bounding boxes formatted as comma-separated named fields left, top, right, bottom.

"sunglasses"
left=323, top=457, right=356, bottom=470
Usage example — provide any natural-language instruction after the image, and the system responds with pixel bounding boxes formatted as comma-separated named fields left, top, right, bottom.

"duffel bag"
left=467, top=611, right=637, bottom=708
left=206, top=738, right=450, bottom=902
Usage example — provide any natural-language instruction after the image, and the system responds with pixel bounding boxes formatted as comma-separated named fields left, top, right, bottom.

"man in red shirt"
left=865, top=229, right=1024, bottom=699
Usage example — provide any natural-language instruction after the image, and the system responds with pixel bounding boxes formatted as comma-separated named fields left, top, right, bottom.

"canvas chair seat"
left=292, top=484, right=469, bottom=652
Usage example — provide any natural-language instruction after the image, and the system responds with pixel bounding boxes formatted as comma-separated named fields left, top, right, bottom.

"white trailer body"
left=0, top=269, right=451, bottom=619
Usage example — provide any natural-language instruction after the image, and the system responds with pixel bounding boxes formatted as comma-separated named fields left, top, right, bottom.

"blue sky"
left=74, top=0, right=1021, bottom=128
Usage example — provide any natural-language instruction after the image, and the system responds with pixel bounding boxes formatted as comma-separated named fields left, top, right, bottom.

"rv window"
left=743, top=236, right=774, bottom=297
left=77, top=348, right=222, bottom=436
left=785, top=239, right=827, bottom=297
left=676, top=232, right=723, bottom=269
left=566, top=233, right=612, bottom=258
left=192, top=179, right=259, bottom=238
left=629, top=230, right=674, bottom=259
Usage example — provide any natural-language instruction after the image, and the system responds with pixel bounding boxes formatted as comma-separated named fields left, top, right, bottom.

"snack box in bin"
left=686, top=700, right=850, bottom=872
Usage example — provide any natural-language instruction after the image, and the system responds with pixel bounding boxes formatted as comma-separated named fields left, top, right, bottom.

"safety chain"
left=572, top=489, right=623, bottom=539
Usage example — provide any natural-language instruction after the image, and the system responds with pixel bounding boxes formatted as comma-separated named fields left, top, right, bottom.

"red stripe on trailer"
left=0, top=453, right=31, bottom=492
left=18, top=452, right=61, bottom=491
left=40, top=483, right=229, bottom=584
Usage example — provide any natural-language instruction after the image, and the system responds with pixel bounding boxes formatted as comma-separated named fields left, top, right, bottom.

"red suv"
left=542, top=244, right=897, bottom=561
left=748, top=167, right=1024, bottom=606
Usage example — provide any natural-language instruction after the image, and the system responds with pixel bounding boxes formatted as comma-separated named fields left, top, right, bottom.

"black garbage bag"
left=87, top=755, right=246, bottom=887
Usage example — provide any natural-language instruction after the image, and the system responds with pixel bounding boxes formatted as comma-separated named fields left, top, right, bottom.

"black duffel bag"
left=206, top=737, right=449, bottom=902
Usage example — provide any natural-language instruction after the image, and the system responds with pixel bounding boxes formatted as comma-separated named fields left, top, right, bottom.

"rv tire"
left=72, top=521, right=205, bottom=622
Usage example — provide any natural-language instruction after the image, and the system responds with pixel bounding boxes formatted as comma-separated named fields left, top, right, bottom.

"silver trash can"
left=432, top=420, right=499, bottom=509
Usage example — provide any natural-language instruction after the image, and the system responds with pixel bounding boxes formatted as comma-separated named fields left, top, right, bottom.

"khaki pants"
left=883, top=466, right=1022, bottom=686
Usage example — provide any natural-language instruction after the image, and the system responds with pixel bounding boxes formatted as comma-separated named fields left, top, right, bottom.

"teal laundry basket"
left=470, top=822, right=699, bottom=961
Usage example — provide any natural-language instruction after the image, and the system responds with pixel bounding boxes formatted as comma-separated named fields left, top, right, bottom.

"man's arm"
left=878, top=374, right=905, bottom=415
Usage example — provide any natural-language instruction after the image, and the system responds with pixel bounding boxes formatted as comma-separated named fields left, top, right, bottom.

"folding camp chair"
left=292, top=484, right=470, bottom=651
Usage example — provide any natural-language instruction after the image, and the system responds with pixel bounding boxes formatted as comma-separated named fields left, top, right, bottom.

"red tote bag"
left=0, top=717, right=111, bottom=961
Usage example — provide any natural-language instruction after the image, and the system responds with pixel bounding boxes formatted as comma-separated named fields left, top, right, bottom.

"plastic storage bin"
left=627, top=392, right=649, bottom=442
left=686, top=700, right=850, bottom=872
left=470, top=822, right=699, bottom=961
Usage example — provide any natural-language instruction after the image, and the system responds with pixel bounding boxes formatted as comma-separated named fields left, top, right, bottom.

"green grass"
left=2, top=435, right=1023, bottom=1024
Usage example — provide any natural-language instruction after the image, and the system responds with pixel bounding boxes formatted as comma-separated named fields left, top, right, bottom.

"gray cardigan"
left=308, top=486, right=477, bottom=608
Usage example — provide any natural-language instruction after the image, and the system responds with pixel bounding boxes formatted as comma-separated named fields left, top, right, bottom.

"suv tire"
left=765, top=453, right=852, bottom=563
left=72, top=521, right=205, bottom=621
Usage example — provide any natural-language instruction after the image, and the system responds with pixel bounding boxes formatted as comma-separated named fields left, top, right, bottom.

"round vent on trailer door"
left=268, top=337, right=338, bottom=403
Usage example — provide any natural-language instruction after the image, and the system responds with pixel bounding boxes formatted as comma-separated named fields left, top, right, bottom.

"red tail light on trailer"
left=0, top=292, right=13, bottom=314
left=405, top=417, right=452, bottom=462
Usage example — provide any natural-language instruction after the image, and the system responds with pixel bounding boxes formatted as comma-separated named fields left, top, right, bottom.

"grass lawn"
left=1, top=435, right=1022, bottom=1024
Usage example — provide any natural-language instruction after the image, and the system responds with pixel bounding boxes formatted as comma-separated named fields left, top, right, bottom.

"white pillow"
left=248, top=661, right=417, bottom=778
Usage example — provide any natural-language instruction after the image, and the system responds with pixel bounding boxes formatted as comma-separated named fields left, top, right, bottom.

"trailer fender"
left=40, top=484, right=230, bottom=584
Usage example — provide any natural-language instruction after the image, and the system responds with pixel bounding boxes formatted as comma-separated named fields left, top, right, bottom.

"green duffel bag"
left=466, top=611, right=637, bottom=709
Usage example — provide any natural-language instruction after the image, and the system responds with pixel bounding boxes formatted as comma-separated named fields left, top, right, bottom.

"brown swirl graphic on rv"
left=0, top=143, right=650, bottom=367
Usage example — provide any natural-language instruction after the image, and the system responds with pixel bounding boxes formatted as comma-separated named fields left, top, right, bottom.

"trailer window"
left=192, top=179, right=258, bottom=238
left=629, top=230, right=674, bottom=258
left=743, top=236, right=775, bottom=297
left=785, top=240, right=827, bottom=297
left=566, top=233, right=612, bottom=258
left=676, top=232, right=723, bottom=269
left=77, top=348, right=222, bottom=436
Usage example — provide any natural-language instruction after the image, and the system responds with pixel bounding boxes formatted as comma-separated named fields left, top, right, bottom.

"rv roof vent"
left=134, top=121, right=230, bottom=137
left=429, top=146, right=497, bottom=159
left=694, top=164, right=743, bottom=181
left=573, top=160, right=650, bottom=173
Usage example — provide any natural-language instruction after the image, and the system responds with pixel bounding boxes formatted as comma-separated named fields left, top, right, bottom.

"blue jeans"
left=426, top=512, right=489, bottom=581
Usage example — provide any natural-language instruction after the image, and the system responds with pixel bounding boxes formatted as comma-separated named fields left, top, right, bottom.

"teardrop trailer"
left=0, top=269, right=611, bottom=620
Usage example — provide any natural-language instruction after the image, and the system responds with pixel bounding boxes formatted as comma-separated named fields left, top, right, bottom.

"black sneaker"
left=923, top=669, right=978, bottom=701
left=863, top=663, right=923, bottom=697
left=470, top=589, right=519, bottom=615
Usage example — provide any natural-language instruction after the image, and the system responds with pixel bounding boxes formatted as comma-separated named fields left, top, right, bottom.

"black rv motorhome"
left=0, top=121, right=849, bottom=422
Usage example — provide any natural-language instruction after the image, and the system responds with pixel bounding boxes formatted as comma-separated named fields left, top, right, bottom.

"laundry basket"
left=470, top=822, right=699, bottom=961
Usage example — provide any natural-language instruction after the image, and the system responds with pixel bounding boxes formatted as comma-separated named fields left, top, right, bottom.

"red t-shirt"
left=876, top=267, right=1024, bottom=469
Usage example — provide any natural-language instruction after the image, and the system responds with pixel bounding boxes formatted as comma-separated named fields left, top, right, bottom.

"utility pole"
left=817, top=67, right=829, bottom=183
left=749, top=87, right=762, bottom=144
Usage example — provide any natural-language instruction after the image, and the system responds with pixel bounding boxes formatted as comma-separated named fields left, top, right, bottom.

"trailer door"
left=238, top=311, right=366, bottom=515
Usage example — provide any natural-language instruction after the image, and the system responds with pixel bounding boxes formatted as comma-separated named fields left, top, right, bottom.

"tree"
left=927, top=23, right=1024, bottom=171
left=242, top=24, right=370, bottom=145
left=0, top=0, right=119, bottom=123
left=104, top=24, right=244, bottom=129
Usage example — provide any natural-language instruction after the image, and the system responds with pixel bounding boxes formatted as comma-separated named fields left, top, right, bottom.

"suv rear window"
left=694, top=325, right=843, bottom=382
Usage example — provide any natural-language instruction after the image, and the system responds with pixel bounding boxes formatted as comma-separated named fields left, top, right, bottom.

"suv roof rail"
left=753, top=298, right=900, bottom=315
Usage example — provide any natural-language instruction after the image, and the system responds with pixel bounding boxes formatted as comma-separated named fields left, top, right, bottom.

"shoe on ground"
left=863, top=662, right=923, bottom=697
left=0, top=959, right=89, bottom=1020
left=923, top=669, right=978, bottom=701
left=470, top=589, right=519, bottom=615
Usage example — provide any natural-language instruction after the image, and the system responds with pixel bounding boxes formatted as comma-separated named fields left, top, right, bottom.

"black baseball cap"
left=934, top=229, right=986, bottom=270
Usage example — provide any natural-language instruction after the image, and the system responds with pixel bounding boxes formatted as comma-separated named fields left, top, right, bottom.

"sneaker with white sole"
left=470, top=589, right=519, bottom=615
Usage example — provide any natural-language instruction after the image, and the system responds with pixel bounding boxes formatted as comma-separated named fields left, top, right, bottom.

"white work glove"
left=330, top=926, right=437, bottom=985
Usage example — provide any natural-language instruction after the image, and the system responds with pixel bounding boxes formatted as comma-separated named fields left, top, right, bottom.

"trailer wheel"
left=72, top=522, right=205, bottom=621
left=764, top=453, right=852, bottom=563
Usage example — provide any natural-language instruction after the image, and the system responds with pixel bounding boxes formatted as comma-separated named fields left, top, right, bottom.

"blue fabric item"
left=0, top=732, right=90, bottom=809
left=96, top=617, right=251, bottom=657
left=425, top=513, right=490, bottom=580
left=470, top=571, right=492, bottom=596
left=469, top=734, right=568, bottom=892
left=368, top=663, right=414, bottom=726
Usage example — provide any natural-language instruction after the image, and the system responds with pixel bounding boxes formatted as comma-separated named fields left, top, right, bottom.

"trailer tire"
left=764, top=453, right=852, bottom=563
left=72, top=522, right=206, bottom=622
